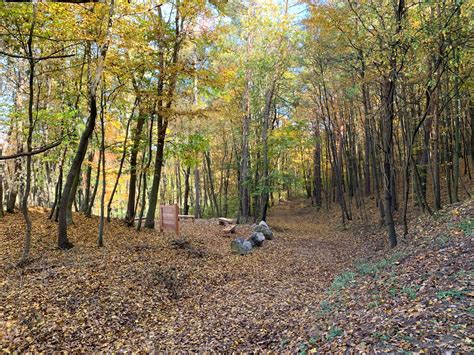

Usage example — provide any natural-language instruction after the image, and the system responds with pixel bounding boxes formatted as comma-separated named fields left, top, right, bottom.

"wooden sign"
left=159, top=204, right=180, bottom=236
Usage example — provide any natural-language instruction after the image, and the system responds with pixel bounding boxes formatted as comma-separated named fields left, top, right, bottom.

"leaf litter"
left=0, top=199, right=472, bottom=352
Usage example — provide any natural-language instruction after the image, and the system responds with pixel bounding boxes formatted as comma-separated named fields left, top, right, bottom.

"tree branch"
left=0, top=139, right=62, bottom=160
left=0, top=50, right=75, bottom=61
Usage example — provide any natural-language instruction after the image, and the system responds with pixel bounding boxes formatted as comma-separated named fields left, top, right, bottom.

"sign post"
left=159, top=204, right=180, bottom=237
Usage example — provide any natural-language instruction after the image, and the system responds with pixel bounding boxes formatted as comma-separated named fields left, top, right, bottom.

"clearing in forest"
left=1, top=201, right=381, bottom=352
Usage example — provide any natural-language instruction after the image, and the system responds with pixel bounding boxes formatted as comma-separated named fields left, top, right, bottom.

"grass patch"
left=319, top=300, right=333, bottom=315
left=435, top=233, right=450, bottom=247
left=458, top=218, right=473, bottom=236
left=326, top=327, right=343, bottom=340
left=368, top=301, right=380, bottom=309
left=329, top=271, right=356, bottom=292
left=355, top=252, right=408, bottom=277
left=389, top=287, right=398, bottom=297
left=402, top=287, right=417, bottom=300
left=297, top=343, right=308, bottom=354
left=436, top=290, right=465, bottom=300
left=374, top=332, right=390, bottom=341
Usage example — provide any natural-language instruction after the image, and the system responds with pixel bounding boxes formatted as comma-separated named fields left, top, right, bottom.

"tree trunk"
left=81, top=151, right=93, bottom=212
left=144, top=117, right=167, bottom=228
left=205, top=151, right=220, bottom=217
left=85, top=152, right=100, bottom=218
left=6, top=155, right=20, bottom=213
left=136, top=115, right=154, bottom=231
left=144, top=4, right=181, bottom=228
left=57, top=0, right=114, bottom=248
left=107, top=99, right=135, bottom=221
left=183, top=166, right=190, bottom=215
left=125, top=101, right=146, bottom=225
left=67, top=172, right=80, bottom=223
left=194, top=167, right=201, bottom=219
left=261, top=84, right=274, bottom=221
left=97, top=91, right=106, bottom=248
left=19, top=7, right=36, bottom=265
left=312, top=119, right=322, bottom=208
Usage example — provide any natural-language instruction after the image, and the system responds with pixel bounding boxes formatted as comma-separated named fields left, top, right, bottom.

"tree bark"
left=81, top=151, right=93, bottom=212
left=261, top=84, right=275, bottom=221
left=183, top=166, right=190, bottom=215
left=57, top=0, right=115, bottom=249
left=125, top=100, right=146, bottom=225
left=97, top=90, right=106, bottom=248
left=194, top=167, right=201, bottom=218
left=312, top=119, right=322, bottom=208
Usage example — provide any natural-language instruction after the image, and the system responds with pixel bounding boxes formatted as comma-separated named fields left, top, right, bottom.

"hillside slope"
left=300, top=199, right=473, bottom=353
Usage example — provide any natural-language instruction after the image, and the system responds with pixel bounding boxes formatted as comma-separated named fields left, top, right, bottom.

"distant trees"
left=303, top=0, right=472, bottom=246
left=0, top=0, right=471, bottom=263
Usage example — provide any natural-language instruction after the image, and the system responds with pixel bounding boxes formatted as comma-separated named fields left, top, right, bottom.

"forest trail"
left=162, top=201, right=381, bottom=351
left=1, top=202, right=381, bottom=352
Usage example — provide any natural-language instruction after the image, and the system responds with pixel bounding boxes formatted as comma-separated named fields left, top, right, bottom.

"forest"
left=0, top=0, right=473, bottom=352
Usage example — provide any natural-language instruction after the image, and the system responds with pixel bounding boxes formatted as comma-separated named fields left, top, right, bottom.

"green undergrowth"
left=301, top=211, right=473, bottom=353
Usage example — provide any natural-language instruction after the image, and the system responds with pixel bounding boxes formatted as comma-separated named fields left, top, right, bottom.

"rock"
left=259, top=220, right=269, bottom=229
left=247, top=237, right=255, bottom=248
left=254, top=224, right=273, bottom=240
left=231, top=237, right=253, bottom=255
left=249, top=232, right=265, bottom=247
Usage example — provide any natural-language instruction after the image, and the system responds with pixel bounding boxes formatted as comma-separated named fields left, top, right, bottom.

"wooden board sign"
left=159, top=204, right=180, bottom=236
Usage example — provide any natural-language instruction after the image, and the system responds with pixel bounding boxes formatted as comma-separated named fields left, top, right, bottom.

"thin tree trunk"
left=205, top=151, right=220, bottom=217
left=19, top=6, right=36, bottom=265
left=97, top=90, right=106, bottom=248
left=136, top=114, right=154, bottom=231
left=183, top=166, right=190, bottom=215
left=125, top=100, right=145, bottom=225
left=144, top=4, right=181, bottom=229
left=312, top=119, right=322, bottom=208
left=86, top=152, right=100, bottom=218
left=144, top=117, right=167, bottom=228
left=194, top=167, right=201, bottom=218
left=81, top=151, right=93, bottom=212
left=57, top=0, right=115, bottom=249
left=107, top=99, right=136, bottom=221
left=261, top=84, right=274, bottom=222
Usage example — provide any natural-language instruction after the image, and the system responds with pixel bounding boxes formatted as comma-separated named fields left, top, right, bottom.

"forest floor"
left=0, top=198, right=472, bottom=352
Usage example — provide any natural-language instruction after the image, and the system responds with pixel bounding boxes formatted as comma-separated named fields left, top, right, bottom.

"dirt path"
left=1, top=202, right=380, bottom=352
left=152, top=201, right=380, bottom=351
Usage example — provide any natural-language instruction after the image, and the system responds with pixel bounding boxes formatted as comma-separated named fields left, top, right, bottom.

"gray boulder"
left=259, top=221, right=270, bottom=229
left=254, top=223, right=273, bottom=240
left=231, top=237, right=253, bottom=255
left=249, top=232, right=265, bottom=247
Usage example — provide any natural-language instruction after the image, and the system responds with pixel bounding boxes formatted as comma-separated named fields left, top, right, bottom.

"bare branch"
left=0, top=139, right=62, bottom=160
